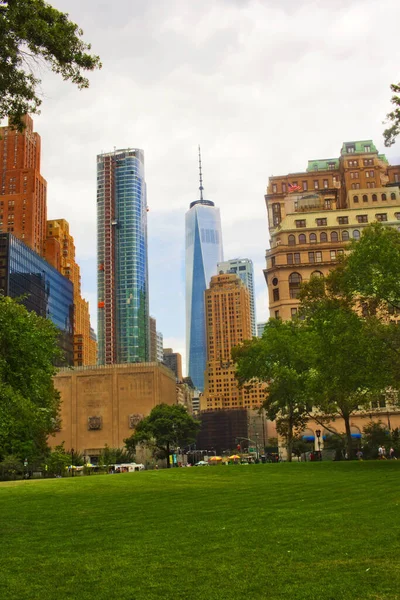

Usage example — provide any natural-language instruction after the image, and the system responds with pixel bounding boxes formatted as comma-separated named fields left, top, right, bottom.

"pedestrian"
left=382, top=446, right=387, bottom=459
left=378, top=445, right=383, bottom=459
left=356, top=449, right=363, bottom=461
left=390, top=447, right=396, bottom=459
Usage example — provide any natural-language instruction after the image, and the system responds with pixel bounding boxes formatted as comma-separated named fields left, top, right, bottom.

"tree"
left=383, top=82, right=400, bottom=147
left=0, top=0, right=101, bottom=129
left=0, top=295, right=62, bottom=462
left=124, top=404, right=200, bottom=468
left=0, top=454, right=23, bottom=480
left=327, top=223, right=400, bottom=313
left=45, top=443, right=70, bottom=477
left=299, top=288, right=395, bottom=459
left=233, top=319, right=317, bottom=462
left=362, top=421, right=391, bottom=459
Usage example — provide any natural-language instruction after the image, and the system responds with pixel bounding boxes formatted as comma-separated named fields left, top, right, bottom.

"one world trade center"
left=185, top=148, right=223, bottom=391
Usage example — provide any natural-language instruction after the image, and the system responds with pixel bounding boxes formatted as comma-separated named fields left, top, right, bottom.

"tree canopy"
left=0, top=0, right=101, bottom=128
left=125, top=404, right=200, bottom=468
left=0, top=295, right=62, bottom=461
left=383, top=82, right=400, bottom=147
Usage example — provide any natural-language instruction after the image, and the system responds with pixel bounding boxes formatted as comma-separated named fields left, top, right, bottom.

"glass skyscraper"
left=185, top=154, right=223, bottom=390
left=97, top=149, right=149, bottom=364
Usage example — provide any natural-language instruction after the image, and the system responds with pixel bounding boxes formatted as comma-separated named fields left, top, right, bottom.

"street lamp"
left=71, top=448, right=74, bottom=477
left=315, top=430, right=322, bottom=461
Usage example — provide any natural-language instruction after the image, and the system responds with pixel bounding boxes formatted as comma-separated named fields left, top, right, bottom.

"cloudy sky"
left=29, top=0, right=400, bottom=373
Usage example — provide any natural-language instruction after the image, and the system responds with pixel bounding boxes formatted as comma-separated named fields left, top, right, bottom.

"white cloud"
left=29, top=0, right=400, bottom=373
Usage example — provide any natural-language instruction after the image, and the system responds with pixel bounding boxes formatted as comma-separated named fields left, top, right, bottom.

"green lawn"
left=0, top=462, right=399, bottom=600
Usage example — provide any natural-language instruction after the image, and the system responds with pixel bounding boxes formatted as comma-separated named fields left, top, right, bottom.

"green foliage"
left=383, top=82, right=400, bottom=147
left=0, top=453, right=23, bottom=479
left=0, top=0, right=101, bottom=129
left=361, top=421, right=397, bottom=459
left=0, top=295, right=61, bottom=462
left=45, top=443, right=70, bottom=476
left=98, top=445, right=134, bottom=467
left=124, top=404, right=200, bottom=467
left=291, top=436, right=312, bottom=458
left=233, top=319, right=317, bottom=461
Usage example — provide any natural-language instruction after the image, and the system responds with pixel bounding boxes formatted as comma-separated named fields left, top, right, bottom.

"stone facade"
left=51, top=362, right=177, bottom=456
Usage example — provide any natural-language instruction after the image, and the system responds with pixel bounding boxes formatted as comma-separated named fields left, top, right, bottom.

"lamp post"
left=315, top=430, right=322, bottom=461
left=71, top=448, right=74, bottom=477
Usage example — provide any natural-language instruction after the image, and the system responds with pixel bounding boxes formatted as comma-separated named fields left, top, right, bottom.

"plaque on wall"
left=129, top=413, right=144, bottom=429
left=88, top=416, right=102, bottom=430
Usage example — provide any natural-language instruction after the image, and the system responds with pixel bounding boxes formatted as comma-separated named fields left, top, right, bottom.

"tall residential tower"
left=185, top=148, right=223, bottom=390
left=217, top=258, right=256, bottom=337
left=97, top=149, right=149, bottom=364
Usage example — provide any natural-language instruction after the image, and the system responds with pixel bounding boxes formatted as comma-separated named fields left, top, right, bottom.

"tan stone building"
left=201, top=273, right=265, bottom=411
left=265, top=140, right=400, bottom=320
left=44, top=219, right=97, bottom=366
left=51, top=362, right=177, bottom=460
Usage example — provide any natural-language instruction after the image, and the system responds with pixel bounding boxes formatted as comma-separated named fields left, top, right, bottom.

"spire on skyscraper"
left=198, top=145, right=204, bottom=201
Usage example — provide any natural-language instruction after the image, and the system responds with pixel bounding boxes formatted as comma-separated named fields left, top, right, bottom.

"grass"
left=0, top=462, right=400, bottom=600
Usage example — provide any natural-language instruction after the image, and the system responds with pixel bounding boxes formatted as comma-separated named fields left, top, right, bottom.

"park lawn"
left=0, top=462, right=399, bottom=600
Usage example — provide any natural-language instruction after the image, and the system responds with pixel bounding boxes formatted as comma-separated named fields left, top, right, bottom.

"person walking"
left=378, top=445, right=383, bottom=459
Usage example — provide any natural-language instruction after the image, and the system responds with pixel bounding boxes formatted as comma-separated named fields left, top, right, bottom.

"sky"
left=26, top=0, right=400, bottom=374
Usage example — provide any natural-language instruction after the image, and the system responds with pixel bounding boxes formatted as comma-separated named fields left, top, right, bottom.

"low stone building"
left=51, top=362, right=177, bottom=461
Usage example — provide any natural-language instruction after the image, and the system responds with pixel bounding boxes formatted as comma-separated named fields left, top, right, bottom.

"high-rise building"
left=44, top=219, right=97, bottom=366
left=149, top=316, right=157, bottom=362
left=185, top=148, right=223, bottom=390
left=264, top=140, right=400, bottom=320
left=218, top=258, right=256, bottom=337
left=156, top=330, right=163, bottom=363
left=257, top=322, right=267, bottom=337
left=163, top=348, right=183, bottom=380
left=0, top=115, right=47, bottom=255
left=200, top=273, right=265, bottom=411
left=97, top=149, right=149, bottom=364
left=0, top=233, right=74, bottom=364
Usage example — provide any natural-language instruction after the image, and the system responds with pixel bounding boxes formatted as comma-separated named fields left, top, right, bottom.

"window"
left=342, top=230, right=350, bottom=241
left=311, top=270, right=323, bottom=278
left=362, top=195, right=368, bottom=203
left=347, top=145, right=355, bottom=153
left=314, top=180, right=319, bottom=189
left=316, top=218, right=327, bottom=226
left=324, top=199, right=331, bottom=210
left=395, top=213, right=400, bottom=220
left=287, top=254, right=293, bottom=265
left=294, top=252, right=300, bottom=264
left=331, top=231, right=338, bottom=242
left=272, top=184, right=277, bottom=193
left=353, top=229, right=360, bottom=240
left=394, top=173, right=399, bottom=183
left=323, top=179, right=328, bottom=188
left=328, top=162, right=336, bottom=170
left=288, top=234, right=296, bottom=246
left=273, top=288, right=280, bottom=301
left=298, top=234, right=307, bottom=246
left=363, top=159, right=373, bottom=166
left=381, top=193, right=387, bottom=201
left=375, top=213, right=388, bottom=222
left=366, top=182, right=375, bottom=189
left=282, top=183, right=287, bottom=193
left=315, top=251, right=322, bottom=263
left=353, top=195, right=359, bottom=203
left=320, top=232, right=328, bottom=242
left=309, top=233, right=317, bottom=244
left=337, top=216, right=348, bottom=224
left=272, top=277, right=279, bottom=286
left=291, top=308, right=298, bottom=319
left=308, top=251, right=315, bottom=263
left=295, top=220, right=306, bottom=228
left=372, top=194, right=377, bottom=202
left=364, top=145, right=371, bottom=152
left=274, top=310, right=280, bottom=319
left=289, top=272, right=302, bottom=299
left=272, top=203, right=282, bottom=226
left=271, top=256, right=276, bottom=267
left=302, top=181, right=308, bottom=191
left=357, top=215, right=368, bottom=223
left=391, top=193, right=396, bottom=200
left=330, top=250, right=337, bottom=260
left=351, top=183, right=360, bottom=190
left=350, top=172, right=359, bottom=179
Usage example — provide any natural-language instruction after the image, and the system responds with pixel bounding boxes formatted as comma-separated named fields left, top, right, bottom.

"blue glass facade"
left=97, top=149, right=149, bottom=364
left=0, top=233, right=74, bottom=364
left=186, top=201, right=223, bottom=390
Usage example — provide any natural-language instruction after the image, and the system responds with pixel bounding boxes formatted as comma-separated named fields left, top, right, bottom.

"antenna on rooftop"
left=198, top=145, right=204, bottom=201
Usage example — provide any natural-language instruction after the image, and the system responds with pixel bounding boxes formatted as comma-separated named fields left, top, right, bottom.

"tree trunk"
left=287, top=418, right=293, bottom=462
left=344, top=415, right=353, bottom=460
left=166, top=442, right=170, bottom=468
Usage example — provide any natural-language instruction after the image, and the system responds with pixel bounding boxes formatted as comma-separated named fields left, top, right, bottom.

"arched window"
left=289, top=272, right=302, bottom=299
left=311, top=270, right=324, bottom=278
left=353, top=195, right=359, bottom=203
left=353, top=229, right=360, bottom=240
left=372, top=194, right=377, bottom=202
left=382, top=193, right=387, bottom=201
left=320, top=232, right=328, bottom=243
left=391, top=192, right=396, bottom=200
left=309, top=233, right=317, bottom=244
left=331, top=231, right=338, bottom=242
left=288, top=234, right=296, bottom=246
left=342, top=230, right=349, bottom=241
left=362, top=194, right=368, bottom=203
left=299, top=234, right=306, bottom=244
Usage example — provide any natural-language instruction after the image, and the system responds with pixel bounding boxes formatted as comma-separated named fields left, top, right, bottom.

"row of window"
left=294, top=211, right=396, bottom=232
left=289, top=230, right=355, bottom=245
left=286, top=249, right=343, bottom=265
left=272, top=179, right=333, bottom=194
left=353, top=193, right=396, bottom=202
